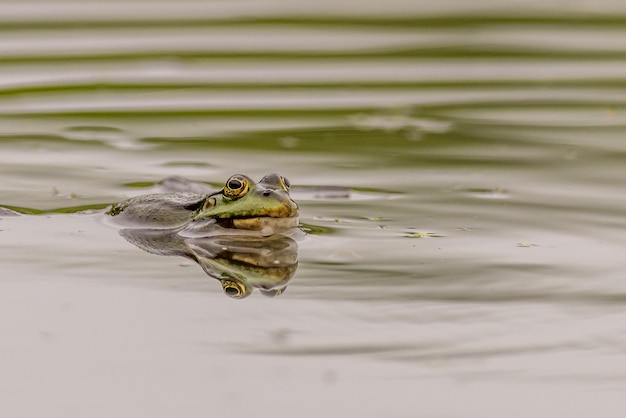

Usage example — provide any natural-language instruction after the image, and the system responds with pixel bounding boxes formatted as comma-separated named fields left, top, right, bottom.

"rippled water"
left=2, top=1, right=626, bottom=416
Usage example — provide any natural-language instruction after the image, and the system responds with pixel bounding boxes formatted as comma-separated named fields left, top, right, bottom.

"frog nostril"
left=263, top=190, right=271, bottom=197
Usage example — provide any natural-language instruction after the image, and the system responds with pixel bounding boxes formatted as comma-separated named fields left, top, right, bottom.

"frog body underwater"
left=106, top=173, right=299, bottom=233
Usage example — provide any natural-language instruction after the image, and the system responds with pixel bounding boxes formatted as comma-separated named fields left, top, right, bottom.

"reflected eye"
left=279, top=176, right=290, bottom=191
left=223, top=175, right=249, bottom=199
left=224, top=285, right=241, bottom=297
left=220, top=280, right=247, bottom=298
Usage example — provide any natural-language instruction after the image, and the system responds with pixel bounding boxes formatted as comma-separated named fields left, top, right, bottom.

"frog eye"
left=220, top=280, right=248, bottom=298
left=223, top=175, right=249, bottom=199
left=279, top=176, right=291, bottom=191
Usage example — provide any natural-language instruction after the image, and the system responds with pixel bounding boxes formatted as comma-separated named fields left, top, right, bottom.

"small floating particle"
left=366, top=216, right=388, bottom=222
left=464, top=187, right=509, bottom=199
left=52, top=187, right=79, bottom=199
left=405, top=231, right=442, bottom=239
left=517, top=242, right=537, bottom=248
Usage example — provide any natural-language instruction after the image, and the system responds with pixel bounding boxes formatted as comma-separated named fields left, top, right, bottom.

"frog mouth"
left=220, top=215, right=300, bottom=231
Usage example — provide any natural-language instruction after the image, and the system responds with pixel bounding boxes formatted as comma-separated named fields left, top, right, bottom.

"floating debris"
left=365, top=216, right=389, bottom=222
left=465, top=187, right=509, bottom=199
left=52, top=187, right=79, bottom=199
left=405, top=231, right=443, bottom=239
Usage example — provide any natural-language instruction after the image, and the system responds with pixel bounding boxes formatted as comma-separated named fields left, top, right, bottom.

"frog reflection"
left=107, top=173, right=301, bottom=297
left=120, top=228, right=298, bottom=298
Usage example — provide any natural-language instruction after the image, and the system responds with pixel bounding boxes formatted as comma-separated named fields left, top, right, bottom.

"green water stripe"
left=1, top=15, right=626, bottom=30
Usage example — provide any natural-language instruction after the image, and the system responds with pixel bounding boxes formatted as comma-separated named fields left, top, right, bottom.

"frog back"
left=106, top=192, right=206, bottom=229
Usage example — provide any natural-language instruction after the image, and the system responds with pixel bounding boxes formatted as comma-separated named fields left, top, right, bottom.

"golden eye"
left=223, top=175, right=249, bottom=199
left=279, top=176, right=290, bottom=191
left=220, top=280, right=247, bottom=298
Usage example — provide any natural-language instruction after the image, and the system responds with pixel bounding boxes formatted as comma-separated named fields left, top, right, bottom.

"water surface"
left=1, top=1, right=626, bottom=417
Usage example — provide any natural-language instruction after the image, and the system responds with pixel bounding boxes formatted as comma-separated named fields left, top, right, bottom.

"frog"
left=106, top=173, right=299, bottom=233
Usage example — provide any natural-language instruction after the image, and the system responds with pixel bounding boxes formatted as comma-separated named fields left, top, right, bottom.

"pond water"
left=1, top=1, right=626, bottom=417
